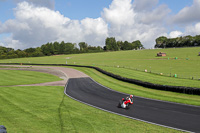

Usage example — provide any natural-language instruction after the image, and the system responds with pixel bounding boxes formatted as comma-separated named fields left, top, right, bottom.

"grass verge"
left=0, top=86, right=182, bottom=133
left=0, top=70, right=62, bottom=86
left=99, top=66, right=200, bottom=88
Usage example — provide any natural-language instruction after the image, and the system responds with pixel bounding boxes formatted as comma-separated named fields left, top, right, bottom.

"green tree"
left=53, top=41, right=60, bottom=55
left=79, top=42, right=88, bottom=52
left=59, top=41, right=66, bottom=54
left=132, top=40, right=144, bottom=50
left=41, top=42, right=54, bottom=56
left=121, top=41, right=130, bottom=50
left=117, top=41, right=123, bottom=50
left=105, top=37, right=119, bottom=51
left=155, top=36, right=168, bottom=48
left=64, top=43, right=75, bottom=54
left=15, top=49, right=27, bottom=58
left=155, top=35, right=200, bottom=48
left=31, top=47, right=44, bottom=57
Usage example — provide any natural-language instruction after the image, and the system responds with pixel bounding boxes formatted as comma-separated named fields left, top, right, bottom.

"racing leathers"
left=121, top=97, right=133, bottom=108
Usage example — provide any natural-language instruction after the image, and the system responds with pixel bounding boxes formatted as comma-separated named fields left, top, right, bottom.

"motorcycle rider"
left=121, top=95, right=134, bottom=108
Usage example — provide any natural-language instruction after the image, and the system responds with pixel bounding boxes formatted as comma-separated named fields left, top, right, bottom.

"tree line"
left=155, top=35, right=200, bottom=48
left=104, top=37, right=144, bottom=51
left=0, top=37, right=144, bottom=59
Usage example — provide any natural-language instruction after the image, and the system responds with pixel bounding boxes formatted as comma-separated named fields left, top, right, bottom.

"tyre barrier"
left=1, top=63, right=200, bottom=95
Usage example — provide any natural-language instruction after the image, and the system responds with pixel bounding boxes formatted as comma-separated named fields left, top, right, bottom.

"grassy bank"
left=66, top=47, right=200, bottom=79
left=0, top=86, right=182, bottom=132
left=99, top=66, right=200, bottom=88
left=0, top=47, right=200, bottom=88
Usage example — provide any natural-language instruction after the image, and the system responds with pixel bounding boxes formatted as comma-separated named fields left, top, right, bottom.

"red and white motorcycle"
left=118, top=95, right=134, bottom=109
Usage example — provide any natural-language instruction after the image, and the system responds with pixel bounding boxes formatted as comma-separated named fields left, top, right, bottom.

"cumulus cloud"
left=168, top=22, right=200, bottom=40
left=133, top=0, right=159, bottom=11
left=102, top=0, right=136, bottom=31
left=0, top=1, right=108, bottom=49
left=81, top=18, right=108, bottom=45
left=169, top=31, right=183, bottom=38
left=13, top=0, right=55, bottom=9
left=171, top=0, right=200, bottom=24
left=137, top=4, right=170, bottom=25
left=3, top=0, right=198, bottom=50
left=102, top=0, right=169, bottom=48
left=167, top=0, right=200, bottom=38
left=185, top=22, right=200, bottom=35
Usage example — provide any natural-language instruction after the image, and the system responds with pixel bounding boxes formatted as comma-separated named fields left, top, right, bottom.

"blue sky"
left=0, top=0, right=200, bottom=49
left=55, top=0, right=113, bottom=20
left=0, top=0, right=193, bottom=21
left=159, top=0, right=193, bottom=14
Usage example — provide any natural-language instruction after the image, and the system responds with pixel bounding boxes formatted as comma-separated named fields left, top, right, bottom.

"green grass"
left=0, top=47, right=200, bottom=87
left=69, top=66, right=200, bottom=106
left=66, top=47, right=200, bottom=78
left=0, top=55, right=67, bottom=64
left=0, top=86, right=182, bottom=133
left=99, top=66, right=200, bottom=88
left=0, top=65, right=196, bottom=132
left=0, top=70, right=62, bottom=86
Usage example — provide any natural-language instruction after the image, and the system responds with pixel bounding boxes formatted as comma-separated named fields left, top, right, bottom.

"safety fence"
left=0, top=63, right=200, bottom=95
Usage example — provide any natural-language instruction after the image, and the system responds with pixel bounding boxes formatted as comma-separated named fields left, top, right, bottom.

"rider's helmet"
left=130, top=95, right=133, bottom=98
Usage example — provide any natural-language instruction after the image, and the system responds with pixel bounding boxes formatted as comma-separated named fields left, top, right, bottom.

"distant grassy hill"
left=1, top=47, right=200, bottom=87
left=67, top=47, right=200, bottom=79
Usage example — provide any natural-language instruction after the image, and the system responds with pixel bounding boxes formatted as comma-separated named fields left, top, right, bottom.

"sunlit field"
left=0, top=70, right=182, bottom=132
left=1, top=47, right=200, bottom=87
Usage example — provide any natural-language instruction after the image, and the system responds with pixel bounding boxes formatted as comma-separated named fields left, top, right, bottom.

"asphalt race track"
left=65, top=77, right=200, bottom=132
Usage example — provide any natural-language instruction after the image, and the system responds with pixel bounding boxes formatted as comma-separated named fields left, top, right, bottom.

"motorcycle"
left=118, top=97, right=133, bottom=109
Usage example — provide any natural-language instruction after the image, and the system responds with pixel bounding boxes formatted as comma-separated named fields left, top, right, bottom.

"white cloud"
left=185, top=22, right=200, bottom=35
left=0, top=42, right=4, bottom=47
left=102, top=0, right=169, bottom=48
left=167, top=0, right=200, bottom=38
left=0, top=1, right=108, bottom=49
left=169, top=31, right=183, bottom=38
left=0, top=19, right=30, bottom=33
left=137, top=4, right=170, bottom=24
left=3, top=0, right=199, bottom=50
left=3, top=37, right=24, bottom=49
left=81, top=18, right=108, bottom=45
left=171, top=0, right=200, bottom=24
left=102, top=0, right=136, bottom=30
left=13, top=0, right=55, bottom=9
left=133, top=0, right=158, bottom=11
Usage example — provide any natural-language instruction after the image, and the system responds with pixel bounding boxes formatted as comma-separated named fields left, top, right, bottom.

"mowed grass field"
left=99, top=66, right=200, bottom=88
left=0, top=86, right=182, bottom=133
left=0, top=69, right=182, bottom=132
left=0, top=47, right=200, bottom=88
left=0, top=70, right=62, bottom=86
